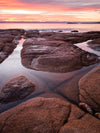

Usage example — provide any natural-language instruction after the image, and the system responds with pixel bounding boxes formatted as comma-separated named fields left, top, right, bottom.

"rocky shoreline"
left=0, top=29, right=100, bottom=133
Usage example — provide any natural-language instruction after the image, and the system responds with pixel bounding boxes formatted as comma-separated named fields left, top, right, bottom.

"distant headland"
left=0, top=21, right=100, bottom=24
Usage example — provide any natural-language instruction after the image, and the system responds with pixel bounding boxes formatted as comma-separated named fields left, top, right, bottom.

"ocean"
left=0, top=23, right=100, bottom=32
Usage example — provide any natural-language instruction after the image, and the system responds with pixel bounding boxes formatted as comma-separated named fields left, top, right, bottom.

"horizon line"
left=0, top=21, right=100, bottom=23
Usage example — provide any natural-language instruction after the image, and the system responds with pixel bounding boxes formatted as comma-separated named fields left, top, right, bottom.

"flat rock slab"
left=0, top=76, right=35, bottom=103
left=0, top=97, right=70, bottom=133
left=79, top=65, right=100, bottom=112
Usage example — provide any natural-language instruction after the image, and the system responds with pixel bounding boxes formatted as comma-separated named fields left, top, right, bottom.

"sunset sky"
left=0, top=0, right=100, bottom=22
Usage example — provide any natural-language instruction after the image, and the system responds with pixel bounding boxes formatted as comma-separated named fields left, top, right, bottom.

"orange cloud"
left=0, top=0, right=100, bottom=22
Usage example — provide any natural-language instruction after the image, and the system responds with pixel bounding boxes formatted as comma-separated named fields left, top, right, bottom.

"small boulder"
left=0, top=76, right=35, bottom=103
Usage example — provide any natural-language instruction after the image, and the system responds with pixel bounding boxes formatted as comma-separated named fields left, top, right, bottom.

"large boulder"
left=0, top=97, right=70, bottom=133
left=0, top=96, right=99, bottom=133
left=21, top=38, right=99, bottom=73
left=0, top=76, right=35, bottom=103
left=79, top=65, right=100, bottom=112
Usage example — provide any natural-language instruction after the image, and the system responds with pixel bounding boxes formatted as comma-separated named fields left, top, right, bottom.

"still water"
left=0, top=23, right=100, bottom=32
left=0, top=37, right=99, bottom=112
left=0, top=23, right=100, bottom=112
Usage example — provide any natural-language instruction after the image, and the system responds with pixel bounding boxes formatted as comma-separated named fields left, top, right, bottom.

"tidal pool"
left=0, top=38, right=99, bottom=113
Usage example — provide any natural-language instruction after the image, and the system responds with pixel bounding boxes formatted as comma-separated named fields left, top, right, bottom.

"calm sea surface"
left=0, top=23, right=100, bottom=32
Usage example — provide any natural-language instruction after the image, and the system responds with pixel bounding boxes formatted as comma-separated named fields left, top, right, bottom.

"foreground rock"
left=0, top=34, right=16, bottom=63
left=79, top=65, right=100, bottom=112
left=88, top=38, right=100, bottom=51
left=59, top=113, right=100, bottom=133
left=0, top=97, right=100, bottom=133
left=0, top=76, right=35, bottom=103
left=0, top=97, right=70, bottom=133
left=59, top=104, right=100, bottom=133
left=21, top=38, right=99, bottom=73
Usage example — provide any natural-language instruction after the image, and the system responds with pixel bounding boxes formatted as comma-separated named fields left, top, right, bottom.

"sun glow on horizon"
left=0, top=10, right=45, bottom=14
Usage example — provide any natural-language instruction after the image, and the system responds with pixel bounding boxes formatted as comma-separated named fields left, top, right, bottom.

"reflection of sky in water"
left=0, top=38, right=83, bottom=91
left=0, top=39, right=99, bottom=90
left=0, top=38, right=99, bottom=113
left=75, top=40, right=100, bottom=57
left=0, top=38, right=99, bottom=91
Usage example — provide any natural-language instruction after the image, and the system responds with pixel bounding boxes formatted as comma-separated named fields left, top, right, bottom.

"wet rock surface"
left=21, top=36, right=99, bottom=73
left=0, top=29, right=26, bottom=63
left=0, top=76, right=35, bottom=103
left=0, top=34, right=16, bottom=63
left=88, top=38, right=100, bottom=51
left=79, top=65, right=100, bottom=112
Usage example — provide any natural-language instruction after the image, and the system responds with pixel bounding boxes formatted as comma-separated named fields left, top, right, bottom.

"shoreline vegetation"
left=0, top=29, right=100, bottom=133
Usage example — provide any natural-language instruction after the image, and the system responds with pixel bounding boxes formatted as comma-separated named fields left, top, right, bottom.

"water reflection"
left=75, top=40, right=100, bottom=57
left=0, top=38, right=100, bottom=113
left=0, top=38, right=100, bottom=91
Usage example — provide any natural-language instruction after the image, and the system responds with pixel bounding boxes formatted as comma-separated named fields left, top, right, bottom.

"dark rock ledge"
left=0, top=29, right=25, bottom=63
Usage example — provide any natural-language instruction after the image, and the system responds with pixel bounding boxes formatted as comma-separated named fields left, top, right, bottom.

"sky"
left=0, top=0, right=100, bottom=22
